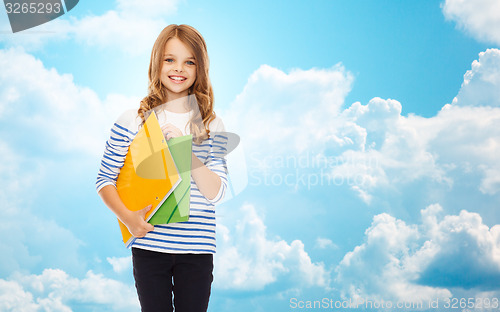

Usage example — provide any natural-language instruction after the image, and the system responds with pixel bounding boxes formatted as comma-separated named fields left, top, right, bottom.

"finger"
left=138, top=205, right=153, bottom=218
left=162, top=129, right=175, bottom=138
left=161, top=127, right=171, bottom=136
left=135, top=222, right=154, bottom=238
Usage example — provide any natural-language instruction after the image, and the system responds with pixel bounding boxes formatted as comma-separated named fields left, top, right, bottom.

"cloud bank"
left=336, top=204, right=500, bottom=302
left=226, top=48, right=500, bottom=202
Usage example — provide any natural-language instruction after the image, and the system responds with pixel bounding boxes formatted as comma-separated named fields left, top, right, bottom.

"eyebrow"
left=163, top=54, right=195, bottom=59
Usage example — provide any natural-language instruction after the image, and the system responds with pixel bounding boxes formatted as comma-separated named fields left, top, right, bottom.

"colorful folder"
left=149, top=134, right=192, bottom=225
left=115, top=111, right=185, bottom=247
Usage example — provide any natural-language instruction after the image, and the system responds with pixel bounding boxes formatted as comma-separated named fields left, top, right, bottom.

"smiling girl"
left=96, top=24, right=228, bottom=312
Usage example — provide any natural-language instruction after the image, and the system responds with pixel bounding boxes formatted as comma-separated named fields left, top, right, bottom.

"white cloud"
left=1, top=269, right=139, bottom=311
left=223, top=64, right=354, bottom=156
left=0, top=279, right=39, bottom=312
left=442, top=0, right=500, bottom=45
left=315, top=237, right=338, bottom=250
left=417, top=207, right=500, bottom=290
left=452, top=48, right=500, bottom=108
left=426, top=104, right=500, bottom=195
left=329, top=97, right=450, bottom=203
left=224, top=64, right=363, bottom=197
left=70, top=11, right=166, bottom=55
left=335, top=204, right=500, bottom=302
left=214, top=203, right=330, bottom=291
left=0, top=0, right=180, bottom=55
left=0, top=140, right=86, bottom=277
left=0, top=47, right=138, bottom=157
left=107, top=256, right=132, bottom=274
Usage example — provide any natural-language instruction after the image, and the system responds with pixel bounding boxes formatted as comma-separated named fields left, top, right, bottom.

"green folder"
left=149, top=134, right=192, bottom=225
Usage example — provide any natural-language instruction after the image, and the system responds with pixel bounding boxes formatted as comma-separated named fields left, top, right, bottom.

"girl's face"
left=160, top=37, right=197, bottom=100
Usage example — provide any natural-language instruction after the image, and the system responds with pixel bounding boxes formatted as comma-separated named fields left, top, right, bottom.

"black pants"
left=132, top=247, right=213, bottom=312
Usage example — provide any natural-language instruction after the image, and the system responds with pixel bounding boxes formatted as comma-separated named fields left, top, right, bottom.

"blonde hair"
left=138, top=24, right=216, bottom=144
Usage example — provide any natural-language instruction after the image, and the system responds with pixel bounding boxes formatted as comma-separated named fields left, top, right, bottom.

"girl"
left=96, top=24, right=228, bottom=312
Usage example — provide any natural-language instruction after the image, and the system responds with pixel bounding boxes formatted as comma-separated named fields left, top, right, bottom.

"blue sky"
left=1, top=0, right=500, bottom=311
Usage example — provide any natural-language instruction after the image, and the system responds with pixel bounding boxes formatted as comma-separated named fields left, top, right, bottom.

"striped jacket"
left=96, top=108, right=228, bottom=254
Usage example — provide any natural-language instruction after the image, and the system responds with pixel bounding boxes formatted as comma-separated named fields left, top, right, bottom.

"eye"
left=186, top=60, right=195, bottom=65
left=164, top=58, right=174, bottom=63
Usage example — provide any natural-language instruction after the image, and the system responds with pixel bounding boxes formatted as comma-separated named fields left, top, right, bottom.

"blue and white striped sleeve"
left=96, top=110, right=137, bottom=193
left=204, top=118, right=229, bottom=205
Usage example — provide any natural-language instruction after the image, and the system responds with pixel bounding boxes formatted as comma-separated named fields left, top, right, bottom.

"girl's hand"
left=161, top=123, right=183, bottom=140
left=123, top=205, right=155, bottom=238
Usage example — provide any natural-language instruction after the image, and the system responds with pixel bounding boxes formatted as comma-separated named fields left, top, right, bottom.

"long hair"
left=138, top=24, right=215, bottom=144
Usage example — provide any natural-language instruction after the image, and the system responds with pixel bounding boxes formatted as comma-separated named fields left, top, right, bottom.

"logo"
left=3, top=0, right=79, bottom=33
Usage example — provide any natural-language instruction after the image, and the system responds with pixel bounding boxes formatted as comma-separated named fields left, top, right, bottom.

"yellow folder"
left=116, top=111, right=181, bottom=247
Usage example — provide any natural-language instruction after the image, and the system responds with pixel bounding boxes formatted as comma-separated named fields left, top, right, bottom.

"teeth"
left=170, top=76, right=186, bottom=81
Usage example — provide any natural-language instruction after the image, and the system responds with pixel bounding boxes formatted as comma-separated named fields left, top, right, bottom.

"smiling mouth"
left=169, top=75, right=187, bottom=81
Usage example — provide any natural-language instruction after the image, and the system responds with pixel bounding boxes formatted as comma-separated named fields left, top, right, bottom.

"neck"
left=164, top=95, right=190, bottom=113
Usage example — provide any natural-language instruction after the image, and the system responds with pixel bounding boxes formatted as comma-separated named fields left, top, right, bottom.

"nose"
left=174, top=62, right=184, bottom=72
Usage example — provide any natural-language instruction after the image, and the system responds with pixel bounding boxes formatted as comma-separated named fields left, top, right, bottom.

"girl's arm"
left=191, top=152, right=221, bottom=200
left=98, top=185, right=154, bottom=238
left=96, top=109, right=154, bottom=238
left=162, top=121, right=228, bottom=203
